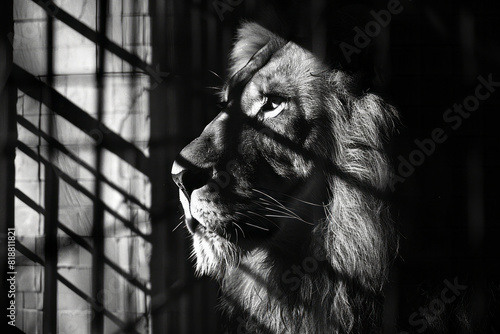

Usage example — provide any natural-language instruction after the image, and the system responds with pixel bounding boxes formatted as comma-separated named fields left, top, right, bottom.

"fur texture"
left=172, top=22, right=398, bottom=334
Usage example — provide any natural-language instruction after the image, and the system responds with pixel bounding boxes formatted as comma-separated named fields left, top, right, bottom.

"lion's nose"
left=171, top=160, right=211, bottom=199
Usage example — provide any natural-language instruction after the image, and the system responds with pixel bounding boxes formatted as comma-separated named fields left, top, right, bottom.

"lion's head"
left=172, top=23, right=398, bottom=334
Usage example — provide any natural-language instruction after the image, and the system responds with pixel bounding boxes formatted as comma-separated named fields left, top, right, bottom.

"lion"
left=171, top=22, right=398, bottom=334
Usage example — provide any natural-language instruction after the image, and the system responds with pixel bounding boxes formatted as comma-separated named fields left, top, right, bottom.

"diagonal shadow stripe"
left=12, top=64, right=150, bottom=177
left=16, top=242, right=141, bottom=334
left=16, top=141, right=151, bottom=242
left=30, top=0, right=167, bottom=81
left=15, top=188, right=151, bottom=294
left=17, top=115, right=149, bottom=212
left=173, top=110, right=390, bottom=201
left=240, top=112, right=391, bottom=200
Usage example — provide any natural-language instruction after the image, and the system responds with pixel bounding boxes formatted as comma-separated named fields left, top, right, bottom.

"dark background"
left=167, top=0, right=500, bottom=332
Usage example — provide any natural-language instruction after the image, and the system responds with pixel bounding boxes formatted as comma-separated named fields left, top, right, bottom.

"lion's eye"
left=261, top=95, right=286, bottom=119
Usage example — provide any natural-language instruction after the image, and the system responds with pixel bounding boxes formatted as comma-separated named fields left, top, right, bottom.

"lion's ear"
left=229, top=22, right=283, bottom=77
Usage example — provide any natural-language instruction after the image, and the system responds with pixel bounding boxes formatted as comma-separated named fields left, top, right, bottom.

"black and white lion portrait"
left=172, top=22, right=398, bottom=334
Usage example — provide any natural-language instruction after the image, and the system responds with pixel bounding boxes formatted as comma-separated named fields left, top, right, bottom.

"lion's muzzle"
left=171, top=159, right=213, bottom=234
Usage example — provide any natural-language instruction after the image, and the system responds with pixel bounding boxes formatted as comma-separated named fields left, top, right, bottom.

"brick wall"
left=14, top=0, right=152, bottom=333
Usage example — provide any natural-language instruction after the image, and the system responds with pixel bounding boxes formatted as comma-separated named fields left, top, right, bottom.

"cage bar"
left=42, top=10, right=58, bottom=334
left=91, top=0, right=109, bottom=333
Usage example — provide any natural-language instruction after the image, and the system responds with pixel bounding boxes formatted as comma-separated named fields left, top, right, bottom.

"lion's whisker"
left=232, top=221, right=246, bottom=238
left=264, top=214, right=294, bottom=220
left=236, top=211, right=277, bottom=231
left=255, top=194, right=306, bottom=222
left=253, top=192, right=288, bottom=212
left=252, top=188, right=283, bottom=205
left=235, top=211, right=261, bottom=226
left=279, top=193, right=326, bottom=207
left=208, top=69, right=223, bottom=81
left=261, top=206, right=299, bottom=219
left=259, top=198, right=308, bottom=210
left=244, top=222, right=269, bottom=231
left=172, top=220, right=185, bottom=232
left=264, top=214, right=314, bottom=225
left=268, top=200, right=310, bottom=217
left=259, top=202, right=314, bottom=225
left=246, top=210, right=280, bottom=228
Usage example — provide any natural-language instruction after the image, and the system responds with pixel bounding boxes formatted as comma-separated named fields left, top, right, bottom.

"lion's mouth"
left=184, top=204, right=277, bottom=244
left=185, top=216, right=200, bottom=234
left=183, top=199, right=231, bottom=238
left=179, top=186, right=284, bottom=243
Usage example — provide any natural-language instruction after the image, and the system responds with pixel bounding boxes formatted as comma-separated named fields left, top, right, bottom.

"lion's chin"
left=191, top=227, right=242, bottom=280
